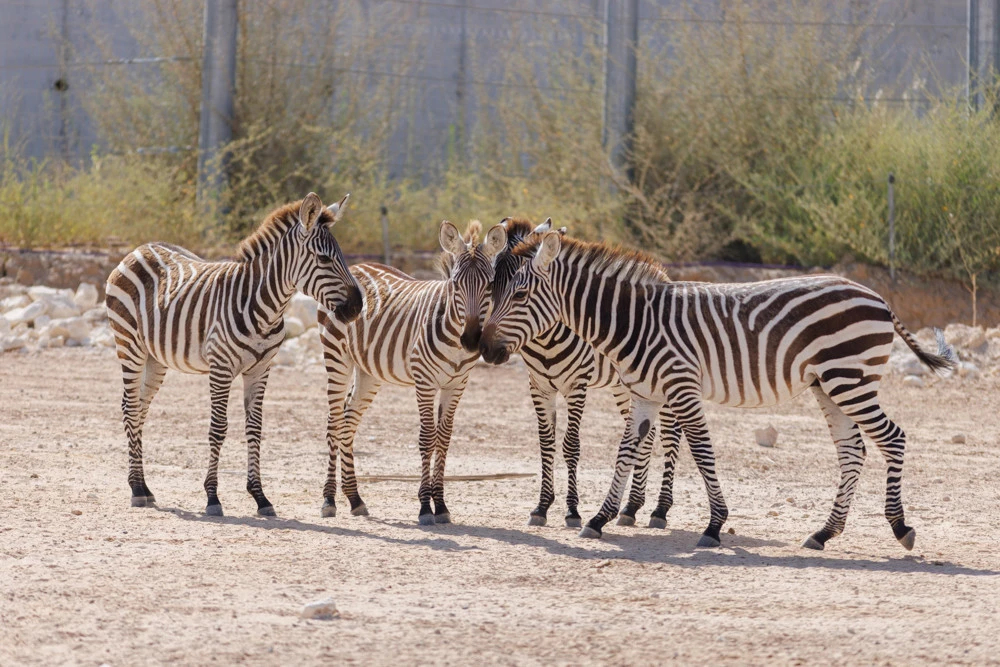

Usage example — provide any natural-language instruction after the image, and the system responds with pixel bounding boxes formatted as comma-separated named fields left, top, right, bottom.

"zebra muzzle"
left=460, top=318, right=482, bottom=353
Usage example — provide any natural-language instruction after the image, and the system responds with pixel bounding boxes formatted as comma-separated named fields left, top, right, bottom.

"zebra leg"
left=242, top=367, right=275, bottom=517
left=339, top=371, right=382, bottom=516
left=121, top=355, right=163, bottom=507
left=321, top=358, right=354, bottom=518
left=203, top=367, right=234, bottom=516
left=430, top=382, right=468, bottom=524
left=648, top=409, right=682, bottom=529
left=837, top=394, right=915, bottom=550
left=580, top=398, right=659, bottom=539
left=561, top=382, right=588, bottom=528
left=527, top=379, right=557, bottom=527
left=672, top=395, right=729, bottom=547
left=802, top=386, right=867, bottom=550
left=415, top=385, right=437, bottom=525
left=619, top=422, right=656, bottom=527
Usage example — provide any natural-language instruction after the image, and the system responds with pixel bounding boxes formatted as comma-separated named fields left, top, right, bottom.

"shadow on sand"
left=153, top=505, right=998, bottom=578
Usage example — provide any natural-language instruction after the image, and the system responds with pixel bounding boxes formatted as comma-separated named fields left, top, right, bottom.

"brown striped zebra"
left=481, top=232, right=956, bottom=550
left=317, top=220, right=506, bottom=524
left=105, top=193, right=363, bottom=517
left=484, top=218, right=686, bottom=529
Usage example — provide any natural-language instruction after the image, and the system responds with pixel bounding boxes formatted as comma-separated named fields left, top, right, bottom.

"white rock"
left=0, top=295, right=31, bottom=313
left=902, top=375, right=925, bottom=388
left=951, top=434, right=966, bottom=444
left=754, top=425, right=778, bottom=448
left=289, top=294, right=319, bottom=329
left=4, top=300, right=48, bottom=326
left=89, top=325, right=116, bottom=348
left=957, top=361, right=979, bottom=378
left=83, top=307, right=108, bottom=323
left=1, top=335, right=27, bottom=352
left=301, top=329, right=323, bottom=354
left=43, top=317, right=92, bottom=343
left=27, top=286, right=74, bottom=302
left=74, top=283, right=99, bottom=311
left=284, top=316, right=306, bottom=339
left=33, top=314, right=51, bottom=330
left=300, top=597, right=338, bottom=620
left=0, top=316, right=9, bottom=335
left=40, top=334, right=66, bottom=349
left=43, top=295, right=82, bottom=319
left=895, top=354, right=927, bottom=377
left=274, top=346, right=297, bottom=367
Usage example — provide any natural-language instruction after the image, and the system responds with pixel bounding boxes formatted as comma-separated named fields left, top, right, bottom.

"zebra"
left=317, top=219, right=507, bottom=524
left=105, top=193, right=363, bottom=517
left=480, top=231, right=956, bottom=550
left=481, top=217, right=686, bottom=530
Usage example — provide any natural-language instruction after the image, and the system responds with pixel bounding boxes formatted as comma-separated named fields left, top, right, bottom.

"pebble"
left=727, top=527, right=735, bottom=535
left=767, top=510, right=779, bottom=517
left=951, top=434, right=966, bottom=444
left=902, top=375, right=925, bottom=388
left=71, top=510, right=82, bottom=516
left=300, top=597, right=339, bottom=620
left=754, top=425, right=778, bottom=448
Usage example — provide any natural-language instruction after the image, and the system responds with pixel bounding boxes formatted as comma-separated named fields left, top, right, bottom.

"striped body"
left=481, top=234, right=955, bottom=549
left=317, top=221, right=506, bottom=523
left=106, top=194, right=362, bottom=516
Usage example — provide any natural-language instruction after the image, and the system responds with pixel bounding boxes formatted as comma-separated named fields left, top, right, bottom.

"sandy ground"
left=1, top=348, right=998, bottom=666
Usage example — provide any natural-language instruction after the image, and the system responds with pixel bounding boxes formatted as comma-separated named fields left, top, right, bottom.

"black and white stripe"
left=481, top=233, right=956, bottom=550
left=105, top=193, right=362, bottom=516
left=317, top=220, right=507, bottom=524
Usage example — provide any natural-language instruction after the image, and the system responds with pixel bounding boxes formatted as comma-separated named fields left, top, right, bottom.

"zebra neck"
left=553, top=266, right=659, bottom=364
left=239, top=243, right=299, bottom=333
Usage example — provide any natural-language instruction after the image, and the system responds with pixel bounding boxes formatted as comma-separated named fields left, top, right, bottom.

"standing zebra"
left=485, top=218, right=686, bottom=529
left=480, top=232, right=955, bottom=550
left=105, top=193, right=363, bottom=517
left=317, top=220, right=507, bottom=524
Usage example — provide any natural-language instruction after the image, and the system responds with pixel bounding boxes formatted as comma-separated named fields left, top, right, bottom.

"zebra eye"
left=512, top=288, right=529, bottom=301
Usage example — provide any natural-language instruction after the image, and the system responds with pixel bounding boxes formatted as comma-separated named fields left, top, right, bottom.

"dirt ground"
left=1, top=348, right=998, bottom=666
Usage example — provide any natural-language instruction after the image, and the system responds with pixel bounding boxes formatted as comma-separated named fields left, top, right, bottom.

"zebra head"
left=492, top=217, right=565, bottom=303
left=439, top=219, right=507, bottom=353
left=480, top=229, right=563, bottom=365
left=295, top=192, right=364, bottom=323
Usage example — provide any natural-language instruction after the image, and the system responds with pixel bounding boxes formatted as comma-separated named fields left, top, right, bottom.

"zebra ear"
left=533, top=231, right=561, bottom=271
left=439, top=221, right=466, bottom=256
left=325, top=193, right=350, bottom=226
left=482, top=223, right=507, bottom=260
left=532, top=217, right=552, bottom=234
left=556, top=226, right=567, bottom=236
left=300, top=192, right=325, bottom=232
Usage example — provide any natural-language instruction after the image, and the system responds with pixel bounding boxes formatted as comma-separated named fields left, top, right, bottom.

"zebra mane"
left=237, top=199, right=335, bottom=261
left=434, top=219, right=486, bottom=277
left=511, top=236, right=670, bottom=285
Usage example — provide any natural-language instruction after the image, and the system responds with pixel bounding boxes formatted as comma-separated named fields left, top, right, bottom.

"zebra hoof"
left=648, top=516, right=667, bottom=530
left=527, top=515, right=547, bottom=527
left=320, top=503, right=336, bottom=518
left=565, top=516, right=582, bottom=528
left=351, top=504, right=369, bottom=517
left=257, top=506, right=276, bottom=517
left=418, top=513, right=435, bottom=526
left=205, top=504, right=224, bottom=517
left=802, top=535, right=825, bottom=551
left=696, top=534, right=720, bottom=548
left=434, top=512, right=451, bottom=524
left=898, top=527, right=916, bottom=551
left=579, top=526, right=602, bottom=539
left=145, top=496, right=157, bottom=506
left=616, top=513, right=636, bottom=527
left=130, top=496, right=147, bottom=508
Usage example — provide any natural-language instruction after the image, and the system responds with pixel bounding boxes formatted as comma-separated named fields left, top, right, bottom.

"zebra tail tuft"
left=891, top=310, right=957, bottom=376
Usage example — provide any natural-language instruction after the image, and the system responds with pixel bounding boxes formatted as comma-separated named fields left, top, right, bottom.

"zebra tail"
left=890, top=311, right=957, bottom=376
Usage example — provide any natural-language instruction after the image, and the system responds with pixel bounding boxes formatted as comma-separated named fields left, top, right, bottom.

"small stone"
left=942, top=496, right=951, bottom=502
left=902, top=375, right=925, bottom=388
left=957, top=362, right=979, bottom=379
left=951, top=434, right=966, bottom=444
left=29, top=473, right=38, bottom=479
left=726, top=527, right=735, bottom=535
left=71, top=510, right=82, bottom=516
left=74, top=283, right=100, bottom=311
left=594, top=559, right=612, bottom=569
left=300, top=597, right=339, bottom=620
left=4, top=300, right=48, bottom=326
left=754, top=425, right=778, bottom=448
left=767, top=510, right=779, bottom=517
left=284, top=316, right=306, bottom=339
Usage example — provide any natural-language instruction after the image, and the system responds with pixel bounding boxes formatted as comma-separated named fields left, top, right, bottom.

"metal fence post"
left=196, top=0, right=239, bottom=220
left=888, top=172, right=896, bottom=282
left=381, top=205, right=391, bottom=265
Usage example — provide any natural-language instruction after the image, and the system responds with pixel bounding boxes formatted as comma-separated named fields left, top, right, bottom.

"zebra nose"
left=460, top=317, right=481, bottom=353
left=334, top=285, right=363, bottom=323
